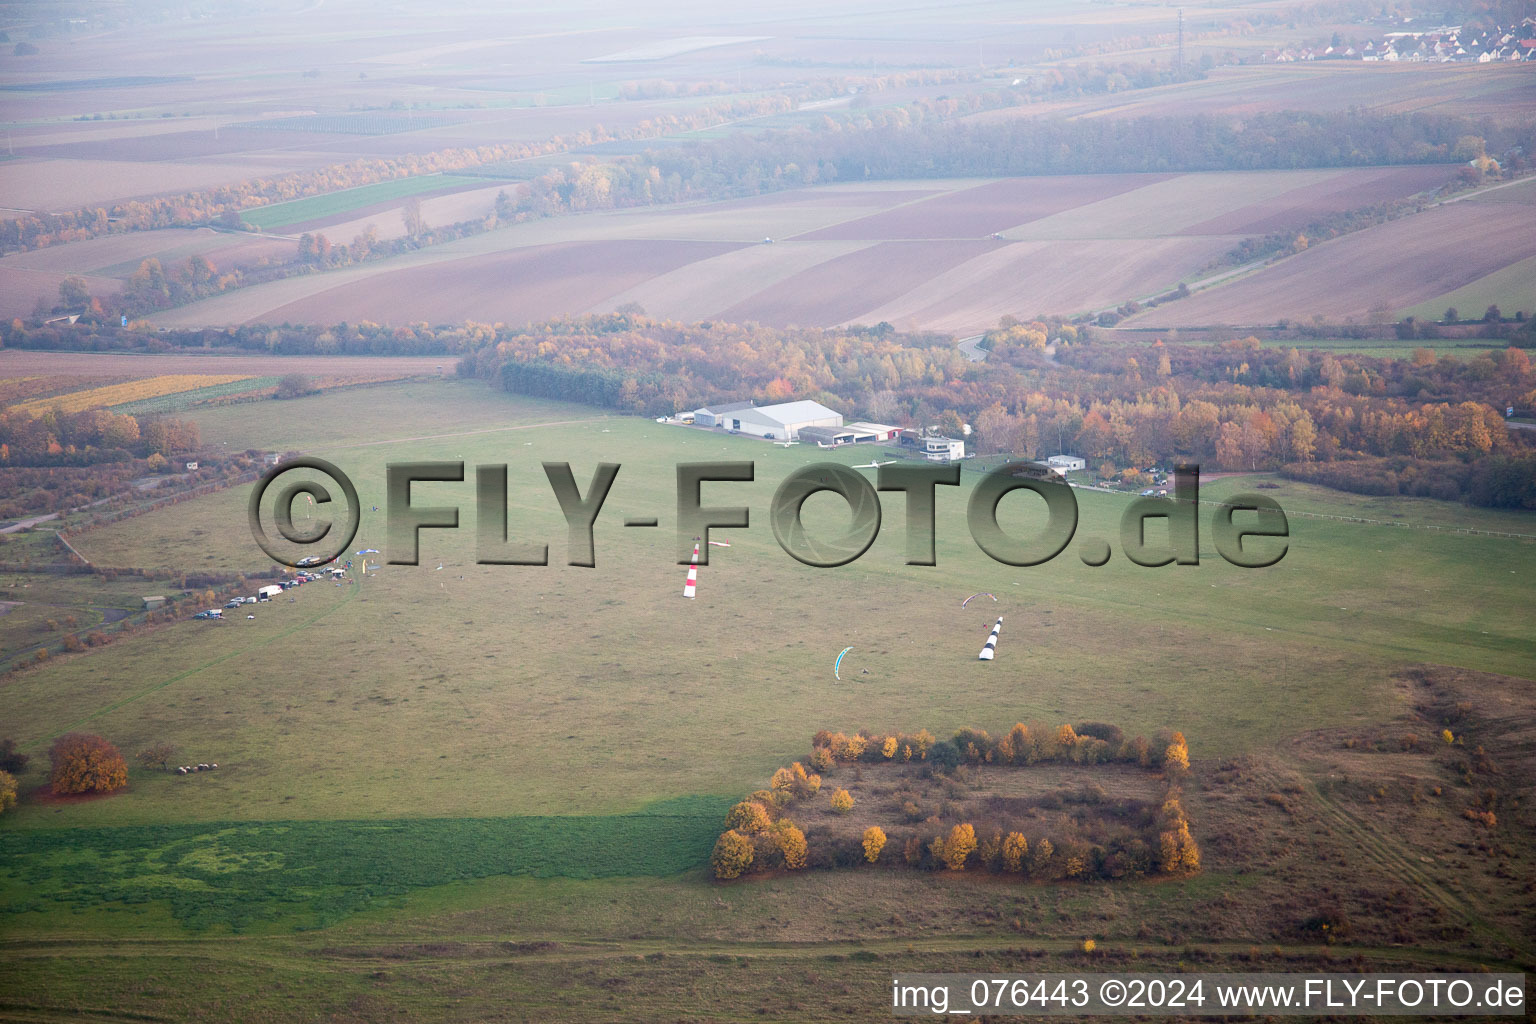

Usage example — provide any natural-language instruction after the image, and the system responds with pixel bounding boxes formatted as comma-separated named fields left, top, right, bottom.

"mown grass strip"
left=0, top=796, right=730, bottom=932
left=240, top=176, right=495, bottom=230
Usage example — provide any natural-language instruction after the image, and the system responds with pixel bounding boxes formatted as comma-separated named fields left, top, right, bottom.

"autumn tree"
left=1030, top=837, right=1055, bottom=876
left=1163, top=732, right=1190, bottom=776
left=48, top=733, right=127, bottom=795
left=1002, top=723, right=1033, bottom=765
left=769, top=766, right=795, bottom=802
left=1002, top=832, right=1029, bottom=873
left=1158, top=824, right=1201, bottom=873
left=788, top=761, right=821, bottom=800
left=909, top=729, right=935, bottom=759
left=935, top=823, right=977, bottom=871
left=712, top=829, right=755, bottom=879
left=881, top=736, right=898, bottom=759
left=862, top=826, right=887, bottom=863
left=1157, top=791, right=1201, bottom=873
left=772, top=820, right=807, bottom=869
left=724, top=800, right=772, bottom=834
left=830, top=788, right=854, bottom=814
left=0, top=769, right=16, bottom=815
left=977, top=830, right=1003, bottom=870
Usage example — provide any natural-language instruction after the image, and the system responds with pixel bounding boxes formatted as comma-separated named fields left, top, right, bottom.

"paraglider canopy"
left=961, top=592, right=997, bottom=608
left=834, top=647, right=854, bottom=681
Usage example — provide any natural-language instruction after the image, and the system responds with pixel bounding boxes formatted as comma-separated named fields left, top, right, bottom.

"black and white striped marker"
left=978, top=616, right=1002, bottom=660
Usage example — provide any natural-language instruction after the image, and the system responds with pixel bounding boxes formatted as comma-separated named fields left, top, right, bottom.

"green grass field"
left=239, top=176, right=499, bottom=231
left=6, top=382, right=1531, bottom=825
left=2, top=379, right=1533, bottom=1019
left=1402, top=254, right=1536, bottom=323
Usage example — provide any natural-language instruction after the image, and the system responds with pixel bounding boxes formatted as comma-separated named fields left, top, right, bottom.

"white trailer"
left=257, top=585, right=283, bottom=601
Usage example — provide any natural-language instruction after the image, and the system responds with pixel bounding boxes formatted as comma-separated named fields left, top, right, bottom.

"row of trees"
left=0, top=407, right=200, bottom=467
left=713, top=725, right=1197, bottom=881
left=1280, top=453, right=1536, bottom=507
left=1058, top=336, right=1534, bottom=409
left=809, top=722, right=1184, bottom=773
left=462, top=313, right=965, bottom=419
left=885, top=793, right=1198, bottom=878
left=8, top=307, right=1531, bottom=505
left=473, top=108, right=1529, bottom=232
left=0, top=93, right=798, bottom=255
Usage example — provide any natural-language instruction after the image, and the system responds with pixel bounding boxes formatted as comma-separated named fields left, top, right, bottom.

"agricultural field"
left=0, top=266, right=124, bottom=320
left=0, top=350, right=455, bottom=379
left=0, top=353, right=455, bottom=450
left=146, top=163, right=1476, bottom=333
left=6, top=1, right=1536, bottom=1018
left=0, top=158, right=305, bottom=214
left=0, top=380, right=1532, bottom=1020
left=5, top=0, right=1147, bottom=221
left=238, top=175, right=503, bottom=232
left=1125, top=184, right=1536, bottom=328
left=9, top=375, right=254, bottom=416
left=0, top=228, right=298, bottom=319
left=971, top=61, right=1536, bottom=123
left=0, top=228, right=297, bottom=277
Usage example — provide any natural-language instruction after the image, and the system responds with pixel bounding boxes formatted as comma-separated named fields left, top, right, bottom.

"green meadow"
left=6, top=381, right=1533, bottom=828
left=1, top=379, right=1532, bottom=1020
left=239, top=176, right=499, bottom=231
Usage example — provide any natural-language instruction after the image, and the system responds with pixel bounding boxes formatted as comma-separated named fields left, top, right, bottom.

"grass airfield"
left=2, top=379, right=1533, bottom=1019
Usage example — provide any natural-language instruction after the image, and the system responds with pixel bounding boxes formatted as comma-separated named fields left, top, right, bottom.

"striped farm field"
left=0, top=375, right=127, bottom=408
left=10, top=374, right=253, bottom=415
left=109, top=375, right=281, bottom=414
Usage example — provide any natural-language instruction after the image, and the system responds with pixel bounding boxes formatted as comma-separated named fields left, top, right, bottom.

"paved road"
left=0, top=512, right=59, bottom=535
left=956, top=335, right=988, bottom=362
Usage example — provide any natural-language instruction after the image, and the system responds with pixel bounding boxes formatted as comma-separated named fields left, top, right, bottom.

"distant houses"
left=1262, top=18, right=1536, bottom=63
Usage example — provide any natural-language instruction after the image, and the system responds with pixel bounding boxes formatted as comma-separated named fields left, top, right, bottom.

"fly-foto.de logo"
left=247, top=458, right=1289, bottom=571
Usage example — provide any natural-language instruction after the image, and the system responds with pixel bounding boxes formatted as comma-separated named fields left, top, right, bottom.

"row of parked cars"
left=193, top=568, right=337, bottom=620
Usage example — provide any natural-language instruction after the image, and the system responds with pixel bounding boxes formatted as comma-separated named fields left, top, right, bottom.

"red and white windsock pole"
left=978, top=616, right=1003, bottom=660
left=682, top=539, right=700, bottom=599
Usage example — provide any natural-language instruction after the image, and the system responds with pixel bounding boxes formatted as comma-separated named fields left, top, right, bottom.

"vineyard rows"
left=11, top=375, right=254, bottom=416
